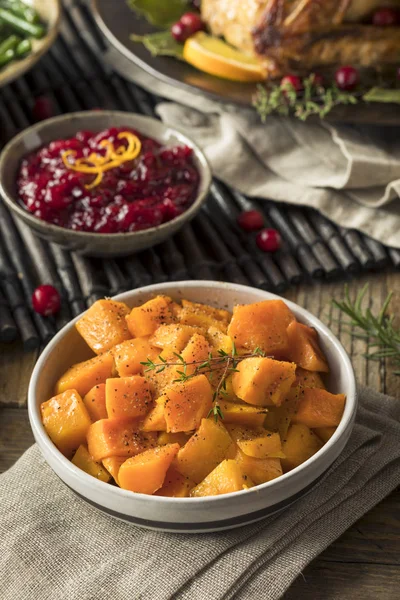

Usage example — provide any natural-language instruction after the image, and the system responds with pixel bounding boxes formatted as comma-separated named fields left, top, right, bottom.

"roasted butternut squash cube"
left=76, top=299, right=131, bottom=354
left=105, top=376, right=153, bottom=419
left=281, top=423, right=323, bottom=471
left=296, top=367, right=326, bottom=390
left=157, top=431, right=191, bottom=446
left=87, top=417, right=156, bottom=462
left=83, top=383, right=107, bottom=422
left=102, top=456, right=126, bottom=485
left=71, top=444, right=111, bottom=482
left=177, top=333, right=211, bottom=377
left=155, top=466, right=195, bottom=498
left=141, top=402, right=167, bottom=432
left=41, top=389, right=92, bottom=458
left=179, top=307, right=227, bottom=333
left=264, top=384, right=301, bottom=439
left=190, top=459, right=253, bottom=497
left=164, top=375, right=213, bottom=433
left=235, top=448, right=283, bottom=485
left=226, top=425, right=284, bottom=458
left=227, top=300, right=295, bottom=357
left=118, top=443, right=180, bottom=494
left=292, top=388, right=346, bottom=428
left=207, top=326, right=233, bottom=355
left=55, top=351, right=114, bottom=397
left=113, top=338, right=159, bottom=377
left=219, top=400, right=266, bottom=428
left=144, top=363, right=176, bottom=398
left=126, top=296, right=175, bottom=337
left=232, top=357, right=296, bottom=407
left=181, top=299, right=231, bottom=323
left=286, top=321, right=329, bottom=372
left=314, top=426, right=337, bottom=443
left=149, top=324, right=203, bottom=353
left=175, top=418, right=235, bottom=483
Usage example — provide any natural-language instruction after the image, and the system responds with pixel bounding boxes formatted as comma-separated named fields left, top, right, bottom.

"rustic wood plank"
left=0, top=341, right=38, bottom=407
left=0, top=408, right=34, bottom=472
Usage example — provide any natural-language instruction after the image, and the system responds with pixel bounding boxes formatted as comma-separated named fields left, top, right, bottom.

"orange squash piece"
left=76, top=299, right=131, bottom=354
left=281, top=423, right=323, bottom=471
left=296, top=367, right=326, bottom=390
left=164, top=375, right=213, bottom=433
left=206, top=326, right=233, bottom=355
left=41, top=389, right=92, bottom=458
left=157, top=431, right=191, bottom=446
left=141, top=402, right=167, bottom=432
left=227, top=300, right=295, bottom=357
left=155, top=466, right=195, bottom=497
left=292, top=388, right=346, bottom=428
left=113, top=338, right=159, bottom=377
left=87, top=417, right=156, bottom=462
left=226, top=425, right=284, bottom=458
left=232, top=357, right=296, bottom=406
left=55, top=351, right=114, bottom=397
left=235, top=448, right=283, bottom=485
left=314, top=426, right=337, bottom=443
left=177, top=333, right=211, bottom=377
left=71, top=445, right=111, bottom=482
left=83, top=384, right=107, bottom=422
left=150, top=324, right=203, bottom=353
left=264, top=384, right=301, bottom=439
left=126, top=296, right=175, bottom=337
left=118, top=443, right=180, bottom=494
left=181, top=299, right=231, bottom=323
left=175, top=417, right=235, bottom=483
left=219, top=400, right=267, bottom=428
left=190, top=459, right=253, bottom=497
left=102, top=456, right=126, bottom=484
left=105, top=376, right=153, bottom=419
left=178, top=307, right=228, bottom=333
left=286, top=321, right=329, bottom=372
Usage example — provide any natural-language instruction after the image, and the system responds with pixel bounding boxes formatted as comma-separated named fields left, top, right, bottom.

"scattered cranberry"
left=171, top=21, right=188, bottom=43
left=281, top=75, right=302, bottom=94
left=335, top=66, right=359, bottom=91
left=32, top=285, right=61, bottom=316
left=32, top=96, right=54, bottom=121
left=372, top=8, right=400, bottom=26
left=171, top=12, right=205, bottom=43
left=256, top=228, right=281, bottom=253
left=237, top=210, right=264, bottom=232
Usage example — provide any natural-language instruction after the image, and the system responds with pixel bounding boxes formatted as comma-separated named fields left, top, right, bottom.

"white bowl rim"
left=28, top=280, right=357, bottom=504
left=0, top=110, right=212, bottom=240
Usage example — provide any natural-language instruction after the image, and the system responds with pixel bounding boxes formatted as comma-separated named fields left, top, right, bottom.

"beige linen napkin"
left=105, top=48, right=400, bottom=248
left=1, top=386, right=400, bottom=600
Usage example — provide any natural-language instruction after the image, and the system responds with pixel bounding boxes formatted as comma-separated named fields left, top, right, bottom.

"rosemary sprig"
left=141, top=345, right=266, bottom=421
left=333, top=284, right=400, bottom=374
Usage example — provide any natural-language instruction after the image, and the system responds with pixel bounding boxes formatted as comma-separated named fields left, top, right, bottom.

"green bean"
left=0, top=1, right=39, bottom=24
left=16, top=37, right=30, bottom=56
left=0, top=33, right=19, bottom=54
left=0, top=8, right=45, bottom=39
left=0, top=47, right=14, bottom=66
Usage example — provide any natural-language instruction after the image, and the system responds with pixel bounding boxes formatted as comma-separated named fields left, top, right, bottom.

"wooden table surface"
left=1, top=271, right=399, bottom=599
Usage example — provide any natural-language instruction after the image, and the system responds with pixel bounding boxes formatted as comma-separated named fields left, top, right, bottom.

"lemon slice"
left=183, top=32, right=266, bottom=83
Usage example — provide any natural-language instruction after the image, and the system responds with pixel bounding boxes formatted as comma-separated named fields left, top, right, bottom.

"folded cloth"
left=106, top=48, right=400, bottom=248
left=1, top=386, right=400, bottom=600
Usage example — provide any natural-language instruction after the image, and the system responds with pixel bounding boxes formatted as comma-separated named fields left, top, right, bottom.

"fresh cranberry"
left=171, top=21, right=187, bottom=43
left=281, top=75, right=302, bottom=94
left=335, top=66, right=359, bottom=91
left=256, top=228, right=281, bottom=252
left=32, top=96, right=54, bottom=121
left=237, top=210, right=264, bottom=231
left=180, top=12, right=205, bottom=34
left=32, top=285, right=61, bottom=316
left=372, top=8, right=400, bottom=26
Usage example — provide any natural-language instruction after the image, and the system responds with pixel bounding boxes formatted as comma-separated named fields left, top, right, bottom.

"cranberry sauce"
left=17, top=127, right=200, bottom=233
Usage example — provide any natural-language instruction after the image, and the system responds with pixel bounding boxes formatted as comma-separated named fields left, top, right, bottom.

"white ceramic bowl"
left=28, top=281, right=357, bottom=533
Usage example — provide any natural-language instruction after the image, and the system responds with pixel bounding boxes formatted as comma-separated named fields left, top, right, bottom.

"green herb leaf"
left=127, top=0, right=187, bottom=27
left=363, top=87, right=400, bottom=104
left=131, top=31, right=184, bottom=59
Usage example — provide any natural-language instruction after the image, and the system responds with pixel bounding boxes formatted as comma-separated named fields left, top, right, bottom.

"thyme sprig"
left=141, top=345, right=267, bottom=421
left=333, top=284, right=400, bottom=374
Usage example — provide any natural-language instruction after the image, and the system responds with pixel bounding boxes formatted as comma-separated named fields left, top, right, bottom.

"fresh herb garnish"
left=127, top=0, right=187, bottom=27
left=333, top=284, right=400, bottom=374
left=362, top=87, right=400, bottom=104
left=131, top=31, right=184, bottom=59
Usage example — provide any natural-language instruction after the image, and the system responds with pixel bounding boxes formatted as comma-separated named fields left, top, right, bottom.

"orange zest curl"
left=61, top=132, right=142, bottom=189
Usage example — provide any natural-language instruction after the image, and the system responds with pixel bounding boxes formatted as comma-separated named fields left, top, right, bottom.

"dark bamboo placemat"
left=0, top=0, right=399, bottom=350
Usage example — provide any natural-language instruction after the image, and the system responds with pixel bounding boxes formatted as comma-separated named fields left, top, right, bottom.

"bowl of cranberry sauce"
left=0, top=111, right=211, bottom=257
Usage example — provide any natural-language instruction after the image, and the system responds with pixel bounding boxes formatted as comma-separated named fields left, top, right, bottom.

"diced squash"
left=227, top=300, right=295, bottom=357
left=113, top=338, right=159, bottom=377
left=141, top=402, right=167, bottom=432
left=292, top=388, right=346, bottom=428
left=286, top=321, right=329, bottom=372
left=235, top=448, right=283, bottom=485
left=264, top=385, right=301, bottom=439
left=41, top=389, right=92, bottom=458
left=314, top=426, right=337, bottom=443
left=83, top=383, right=107, bottom=422
left=155, top=466, right=195, bottom=497
left=87, top=417, right=156, bottom=462
left=175, top=418, right=235, bottom=483
left=220, top=400, right=267, bottom=428
left=76, top=299, right=131, bottom=354
left=177, top=334, right=211, bottom=377
left=178, top=307, right=227, bottom=333
left=232, top=357, right=296, bottom=406
left=105, top=376, right=153, bottom=419
left=144, top=364, right=176, bottom=398
left=118, top=443, right=180, bottom=494
left=157, top=431, right=191, bottom=446
left=190, top=459, right=253, bottom=497
left=281, top=423, right=323, bottom=471
left=164, top=375, right=213, bottom=433
left=296, top=367, right=326, bottom=390
left=149, top=324, right=203, bottom=353
left=71, top=444, right=111, bottom=482
left=55, top=351, right=114, bottom=397
left=102, top=456, right=126, bottom=484
left=126, top=296, right=175, bottom=337
left=207, top=326, right=233, bottom=355
left=181, top=299, right=231, bottom=323
left=226, top=425, right=284, bottom=458
left=216, top=374, right=237, bottom=402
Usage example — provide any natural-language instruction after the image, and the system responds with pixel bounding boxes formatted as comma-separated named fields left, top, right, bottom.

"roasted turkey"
left=201, top=0, right=400, bottom=76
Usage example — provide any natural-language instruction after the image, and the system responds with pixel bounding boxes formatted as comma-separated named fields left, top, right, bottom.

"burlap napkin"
left=1, top=386, right=400, bottom=600
left=105, top=47, right=400, bottom=248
